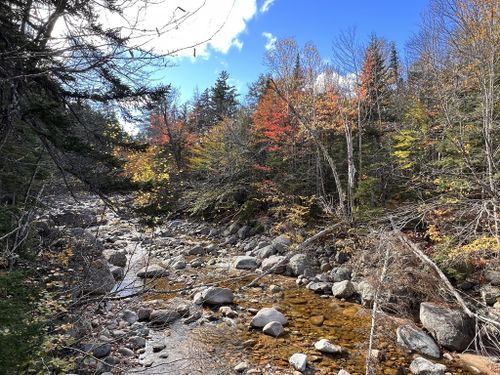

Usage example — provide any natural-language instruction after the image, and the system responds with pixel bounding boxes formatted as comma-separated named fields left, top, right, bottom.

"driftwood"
left=246, top=224, right=342, bottom=287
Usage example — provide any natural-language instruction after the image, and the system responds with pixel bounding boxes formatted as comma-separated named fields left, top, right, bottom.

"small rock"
left=137, top=264, right=169, bottom=278
left=233, top=256, right=259, bottom=270
left=251, top=307, right=287, bottom=328
left=171, top=256, right=187, bottom=270
left=338, top=370, right=351, bottom=375
left=308, top=281, right=333, bottom=294
left=219, top=306, right=238, bottom=318
left=262, top=321, right=284, bottom=337
left=92, top=343, right=111, bottom=358
left=108, top=251, right=127, bottom=267
left=193, top=286, right=234, bottom=305
left=110, top=266, right=124, bottom=280
left=152, top=343, right=166, bottom=353
left=269, top=284, right=282, bottom=293
left=289, top=353, right=307, bottom=372
left=137, top=308, right=152, bottom=322
left=314, top=339, right=342, bottom=354
left=118, top=347, right=135, bottom=357
left=121, top=309, right=138, bottom=324
left=310, top=315, right=324, bottom=326
left=409, top=357, right=447, bottom=375
left=128, top=336, right=146, bottom=350
left=234, top=361, right=249, bottom=372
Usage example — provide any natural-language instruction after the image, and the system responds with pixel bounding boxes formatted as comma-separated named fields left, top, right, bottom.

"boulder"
left=331, top=280, right=356, bottom=299
left=396, top=325, right=440, bottom=358
left=193, top=286, right=234, bottom=305
left=150, top=309, right=180, bottom=325
left=255, top=245, right=277, bottom=259
left=287, top=254, right=308, bottom=276
left=136, top=264, right=169, bottom=278
left=314, top=339, right=342, bottom=354
left=233, top=256, right=259, bottom=271
left=271, top=235, right=291, bottom=252
left=251, top=307, right=287, bottom=328
left=356, top=280, right=376, bottom=306
left=261, top=255, right=286, bottom=274
left=108, top=251, right=127, bottom=267
left=289, top=353, right=307, bottom=372
left=330, top=265, right=352, bottom=282
left=409, top=357, right=446, bottom=375
left=82, top=259, right=115, bottom=295
left=338, top=371, right=351, bottom=375
left=419, top=302, right=474, bottom=351
left=262, top=321, right=284, bottom=337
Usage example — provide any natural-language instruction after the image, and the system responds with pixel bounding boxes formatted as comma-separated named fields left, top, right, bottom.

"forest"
left=0, top=0, right=499, bottom=374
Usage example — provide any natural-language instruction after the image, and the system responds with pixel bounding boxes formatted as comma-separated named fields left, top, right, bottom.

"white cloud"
left=260, top=0, right=276, bottom=13
left=262, top=32, right=277, bottom=50
left=315, top=71, right=357, bottom=95
left=64, top=0, right=258, bottom=59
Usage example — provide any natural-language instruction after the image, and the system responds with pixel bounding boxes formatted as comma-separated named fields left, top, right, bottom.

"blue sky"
left=148, top=0, right=430, bottom=103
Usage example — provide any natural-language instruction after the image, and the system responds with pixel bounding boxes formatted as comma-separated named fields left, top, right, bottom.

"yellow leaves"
left=118, top=145, right=170, bottom=184
left=427, top=224, right=443, bottom=243
left=448, top=236, right=500, bottom=261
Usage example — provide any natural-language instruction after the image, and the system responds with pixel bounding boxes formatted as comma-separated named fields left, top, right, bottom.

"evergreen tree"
left=209, top=71, right=239, bottom=125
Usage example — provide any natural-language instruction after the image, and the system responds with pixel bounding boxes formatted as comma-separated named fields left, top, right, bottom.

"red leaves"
left=252, top=87, right=294, bottom=144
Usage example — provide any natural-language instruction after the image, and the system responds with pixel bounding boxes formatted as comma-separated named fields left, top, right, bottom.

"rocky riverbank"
left=37, top=193, right=499, bottom=375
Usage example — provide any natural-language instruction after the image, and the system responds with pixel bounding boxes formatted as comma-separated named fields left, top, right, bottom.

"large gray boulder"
left=261, top=255, right=286, bottom=274
left=287, top=254, right=308, bottom=276
left=82, top=258, right=115, bottom=294
left=271, top=235, right=291, bottom=252
left=331, top=280, right=356, bottom=299
left=251, top=307, right=287, bottom=328
left=396, top=325, right=440, bottom=358
left=137, top=264, right=169, bottom=278
left=193, top=286, right=234, bottom=305
left=330, top=265, right=352, bottom=282
left=255, top=245, right=277, bottom=259
left=233, top=256, right=259, bottom=271
left=419, top=302, right=474, bottom=351
left=355, top=280, right=376, bottom=306
left=409, top=357, right=446, bottom=375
